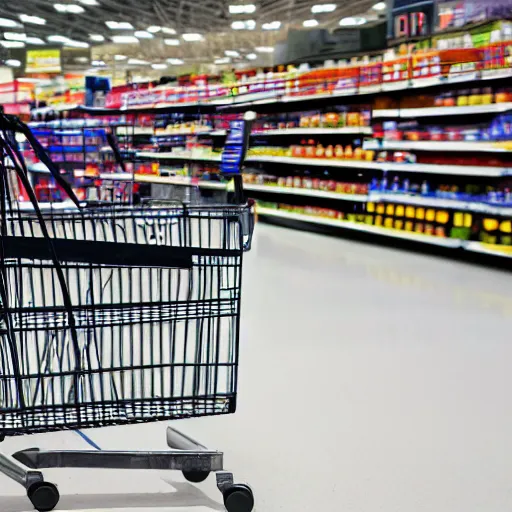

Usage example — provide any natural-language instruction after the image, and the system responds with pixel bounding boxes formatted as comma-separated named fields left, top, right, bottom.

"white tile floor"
left=2, top=223, right=512, bottom=512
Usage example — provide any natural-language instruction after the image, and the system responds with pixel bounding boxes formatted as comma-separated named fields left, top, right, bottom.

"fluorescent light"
left=165, top=38, right=180, bottom=46
left=167, top=58, right=184, bottom=65
left=127, top=58, right=150, bottom=65
left=134, top=30, right=153, bottom=39
left=215, top=57, right=230, bottom=64
left=246, top=53, right=257, bottom=60
left=111, top=35, right=139, bottom=43
left=54, top=4, right=85, bottom=13
left=161, top=27, right=176, bottom=34
left=5, top=59, right=21, bottom=67
left=4, top=32, right=27, bottom=41
left=0, top=40, right=24, bottom=47
left=79, top=0, right=99, bottom=4
left=92, top=60, right=106, bottom=66
left=114, top=54, right=127, bottom=60
left=303, top=19, right=319, bottom=27
left=372, top=1, right=386, bottom=9
left=47, top=35, right=69, bottom=43
left=182, top=33, right=203, bottom=41
left=255, top=46, right=274, bottom=53
left=65, top=40, right=89, bottom=48
left=231, top=20, right=255, bottom=30
left=229, top=4, right=256, bottom=14
left=225, top=50, right=239, bottom=57
left=339, top=16, right=366, bottom=26
left=311, top=3, right=336, bottom=13
left=151, top=63, right=168, bottom=69
left=19, top=14, right=46, bottom=25
left=26, top=37, right=45, bottom=45
left=105, top=21, right=134, bottom=30
left=89, top=34, right=105, bottom=41
left=147, top=25, right=161, bottom=33
left=262, top=21, right=281, bottom=30
left=0, top=18, right=20, bottom=28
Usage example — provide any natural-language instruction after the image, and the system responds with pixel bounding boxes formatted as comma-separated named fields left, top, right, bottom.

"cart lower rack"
left=0, top=201, right=255, bottom=512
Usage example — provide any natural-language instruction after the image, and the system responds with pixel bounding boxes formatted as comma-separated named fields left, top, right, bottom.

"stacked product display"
left=15, top=21, right=512, bottom=261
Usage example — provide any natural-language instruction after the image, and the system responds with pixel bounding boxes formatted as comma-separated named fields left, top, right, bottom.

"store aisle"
left=2, top=224, right=512, bottom=512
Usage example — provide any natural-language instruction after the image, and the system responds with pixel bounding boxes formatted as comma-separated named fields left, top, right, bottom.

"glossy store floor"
left=2, top=223, right=512, bottom=512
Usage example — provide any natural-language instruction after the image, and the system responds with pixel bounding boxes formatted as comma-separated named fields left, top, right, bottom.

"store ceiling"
left=0, top=0, right=384, bottom=74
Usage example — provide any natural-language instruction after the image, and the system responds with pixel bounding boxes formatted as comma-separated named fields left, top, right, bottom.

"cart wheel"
left=27, top=481, right=60, bottom=512
left=183, top=470, right=210, bottom=483
left=223, top=484, right=254, bottom=512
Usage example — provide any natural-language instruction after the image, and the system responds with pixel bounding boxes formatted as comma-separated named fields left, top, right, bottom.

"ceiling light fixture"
left=54, top=4, right=85, bottom=13
left=134, top=30, right=153, bottom=39
left=182, top=33, right=203, bottom=41
left=78, top=0, right=99, bottom=4
left=111, top=35, right=139, bottom=43
left=339, top=16, right=366, bottom=25
left=105, top=21, right=134, bottom=30
left=147, top=25, right=161, bottom=33
left=114, top=54, right=127, bottom=60
left=167, top=58, right=184, bottom=65
left=215, top=57, right=230, bottom=64
left=19, top=14, right=46, bottom=25
left=246, top=53, right=257, bottom=60
left=0, top=18, right=20, bottom=28
left=89, top=34, right=105, bottom=41
left=255, top=46, right=274, bottom=53
left=47, top=35, right=69, bottom=43
left=303, top=19, right=319, bottom=27
left=0, top=40, right=24, bottom=47
left=92, top=60, right=106, bottom=66
left=225, top=50, right=239, bottom=57
left=161, top=27, right=176, bottom=34
left=311, top=3, right=336, bottom=13
left=64, top=39, right=89, bottom=48
left=127, top=58, right=150, bottom=65
left=164, top=38, right=180, bottom=46
left=5, top=59, right=21, bottom=67
left=229, top=4, right=256, bottom=14
left=4, top=32, right=27, bottom=41
left=372, top=1, right=386, bottom=9
left=231, top=20, right=255, bottom=30
left=26, top=37, right=45, bottom=44
left=151, top=63, right=168, bottom=69
left=262, top=21, right=281, bottom=30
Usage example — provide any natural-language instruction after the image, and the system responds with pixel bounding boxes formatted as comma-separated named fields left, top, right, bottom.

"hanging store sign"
left=26, top=49, right=61, bottom=74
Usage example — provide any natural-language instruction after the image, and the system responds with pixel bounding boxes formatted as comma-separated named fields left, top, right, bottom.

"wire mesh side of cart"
left=0, top=199, right=254, bottom=436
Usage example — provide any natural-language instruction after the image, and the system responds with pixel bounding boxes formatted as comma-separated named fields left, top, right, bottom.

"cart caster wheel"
left=183, top=470, right=210, bottom=483
left=27, top=481, right=60, bottom=512
left=223, top=484, right=254, bottom=512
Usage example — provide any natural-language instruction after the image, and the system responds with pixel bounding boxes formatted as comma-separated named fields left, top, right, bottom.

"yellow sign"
left=26, top=49, right=61, bottom=74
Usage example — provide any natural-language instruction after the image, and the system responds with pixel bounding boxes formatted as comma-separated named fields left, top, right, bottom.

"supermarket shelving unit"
left=27, top=58, right=512, bottom=263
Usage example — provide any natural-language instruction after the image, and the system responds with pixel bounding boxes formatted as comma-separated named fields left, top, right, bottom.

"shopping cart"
left=0, top=114, right=255, bottom=511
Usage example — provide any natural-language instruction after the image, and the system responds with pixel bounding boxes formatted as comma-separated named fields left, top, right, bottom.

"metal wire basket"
left=0, top=113, right=256, bottom=512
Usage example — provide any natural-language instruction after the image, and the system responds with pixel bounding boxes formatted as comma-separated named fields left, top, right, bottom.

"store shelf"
left=465, top=241, right=512, bottom=258
left=245, top=155, right=510, bottom=176
left=116, top=127, right=154, bottom=136
left=153, top=129, right=214, bottom=137
left=252, top=127, right=373, bottom=136
left=373, top=103, right=512, bottom=119
left=367, top=193, right=512, bottom=215
left=136, top=151, right=222, bottom=162
left=244, top=183, right=368, bottom=201
left=133, top=174, right=227, bottom=190
left=257, top=207, right=463, bottom=248
left=363, top=140, right=512, bottom=153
